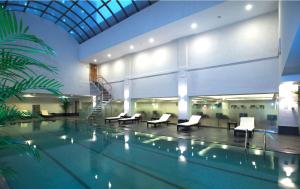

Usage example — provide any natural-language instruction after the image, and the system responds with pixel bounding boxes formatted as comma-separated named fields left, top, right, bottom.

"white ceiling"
left=84, top=1, right=278, bottom=64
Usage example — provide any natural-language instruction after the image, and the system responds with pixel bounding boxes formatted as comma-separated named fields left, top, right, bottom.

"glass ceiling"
left=0, top=0, right=156, bottom=43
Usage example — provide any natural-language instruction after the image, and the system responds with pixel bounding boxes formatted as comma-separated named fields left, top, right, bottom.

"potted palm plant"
left=0, top=7, right=63, bottom=184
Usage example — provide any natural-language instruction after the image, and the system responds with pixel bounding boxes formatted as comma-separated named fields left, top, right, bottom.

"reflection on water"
left=0, top=119, right=299, bottom=189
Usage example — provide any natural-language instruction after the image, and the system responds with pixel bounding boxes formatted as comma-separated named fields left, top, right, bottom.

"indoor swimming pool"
left=0, top=120, right=299, bottom=189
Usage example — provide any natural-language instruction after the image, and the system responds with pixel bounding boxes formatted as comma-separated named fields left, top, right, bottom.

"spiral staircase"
left=88, top=76, right=112, bottom=120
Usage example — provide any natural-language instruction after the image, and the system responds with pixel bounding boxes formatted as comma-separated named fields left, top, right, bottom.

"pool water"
left=0, top=119, right=299, bottom=189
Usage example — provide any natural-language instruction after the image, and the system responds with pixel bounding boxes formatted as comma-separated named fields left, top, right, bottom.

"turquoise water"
left=0, top=119, right=299, bottom=189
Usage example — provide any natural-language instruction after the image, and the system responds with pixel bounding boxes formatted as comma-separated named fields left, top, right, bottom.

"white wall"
left=131, top=73, right=178, bottom=98
left=188, top=58, right=279, bottom=96
left=131, top=42, right=178, bottom=77
left=98, top=58, right=127, bottom=82
left=16, top=12, right=90, bottom=96
left=188, top=12, right=278, bottom=68
left=79, top=1, right=221, bottom=60
left=98, top=12, right=279, bottom=100
left=279, top=1, right=300, bottom=73
left=111, top=82, right=124, bottom=100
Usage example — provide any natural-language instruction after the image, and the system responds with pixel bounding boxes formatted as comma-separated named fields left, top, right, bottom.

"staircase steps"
left=88, top=75, right=112, bottom=120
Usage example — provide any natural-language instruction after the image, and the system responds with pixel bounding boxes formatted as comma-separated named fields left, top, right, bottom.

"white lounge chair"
left=177, top=115, right=202, bottom=131
left=234, top=117, right=255, bottom=137
left=118, top=113, right=142, bottom=125
left=147, top=114, right=171, bottom=128
left=40, top=110, right=54, bottom=118
left=105, top=112, right=127, bottom=123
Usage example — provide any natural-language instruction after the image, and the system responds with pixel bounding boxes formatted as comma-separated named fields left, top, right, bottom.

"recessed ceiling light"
left=148, top=38, right=155, bottom=43
left=107, top=53, right=111, bottom=58
left=190, top=23, right=198, bottom=29
left=130, top=45, right=134, bottom=50
left=93, top=59, right=97, bottom=62
left=245, top=4, right=253, bottom=11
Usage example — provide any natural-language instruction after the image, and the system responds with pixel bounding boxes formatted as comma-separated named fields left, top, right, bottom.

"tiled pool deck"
left=98, top=120, right=300, bottom=155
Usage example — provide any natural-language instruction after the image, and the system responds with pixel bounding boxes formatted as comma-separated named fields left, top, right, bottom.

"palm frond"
left=0, top=75, right=62, bottom=102
left=0, top=8, right=54, bottom=55
left=0, top=104, right=23, bottom=123
left=0, top=50, right=57, bottom=82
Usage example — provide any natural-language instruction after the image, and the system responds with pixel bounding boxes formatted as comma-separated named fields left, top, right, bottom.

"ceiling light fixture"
left=245, top=4, right=253, bottom=11
left=93, top=59, right=97, bottom=62
left=190, top=22, right=198, bottom=29
left=148, top=38, right=155, bottom=43
left=107, top=53, right=112, bottom=58
left=130, top=45, right=134, bottom=50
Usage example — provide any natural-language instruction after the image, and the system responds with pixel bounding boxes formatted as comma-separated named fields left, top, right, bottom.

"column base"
left=278, top=126, right=299, bottom=135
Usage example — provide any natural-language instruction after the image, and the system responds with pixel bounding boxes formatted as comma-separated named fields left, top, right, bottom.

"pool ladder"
left=263, top=129, right=267, bottom=151
left=244, top=129, right=267, bottom=152
left=244, top=130, right=249, bottom=149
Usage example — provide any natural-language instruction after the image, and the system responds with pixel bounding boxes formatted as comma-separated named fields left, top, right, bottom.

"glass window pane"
left=91, top=12, right=104, bottom=25
left=66, top=11, right=82, bottom=24
left=120, top=0, right=132, bottom=8
left=47, top=7, right=60, bottom=18
left=57, top=20, right=72, bottom=31
left=61, top=16, right=76, bottom=28
left=85, top=17, right=100, bottom=33
left=114, top=11, right=126, bottom=21
left=107, top=1, right=121, bottom=14
left=26, top=8, right=42, bottom=15
left=29, top=2, right=46, bottom=11
left=99, top=6, right=111, bottom=19
left=89, top=0, right=103, bottom=9
left=106, top=16, right=117, bottom=26
left=74, top=26, right=88, bottom=40
left=73, top=5, right=88, bottom=19
left=6, top=5, right=24, bottom=12
left=57, top=0, right=73, bottom=8
left=69, top=31, right=82, bottom=43
left=77, top=1, right=95, bottom=14
left=135, top=1, right=149, bottom=10
left=42, top=13, right=58, bottom=23
left=51, top=2, right=67, bottom=13
left=124, top=5, right=136, bottom=16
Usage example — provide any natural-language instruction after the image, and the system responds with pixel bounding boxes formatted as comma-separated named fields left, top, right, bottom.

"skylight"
left=0, top=0, right=156, bottom=43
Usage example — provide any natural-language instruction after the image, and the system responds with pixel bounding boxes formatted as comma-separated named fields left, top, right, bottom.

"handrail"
left=244, top=130, right=248, bottom=149
left=88, top=75, right=112, bottom=119
left=263, top=129, right=267, bottom=151
left=97, top=75, right=112, bottom=94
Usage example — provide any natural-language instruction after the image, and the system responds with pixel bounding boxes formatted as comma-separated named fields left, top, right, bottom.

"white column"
left=178, top=71, right=189, bottom=120
left=177, top=38, right=190, bottom=120
left=278, top=81, right=299, bottom=134
left=123, top=79, right=132, bottom=115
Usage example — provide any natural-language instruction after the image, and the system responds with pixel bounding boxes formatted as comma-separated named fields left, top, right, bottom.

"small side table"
left=227, top=121, right=238, bottom=130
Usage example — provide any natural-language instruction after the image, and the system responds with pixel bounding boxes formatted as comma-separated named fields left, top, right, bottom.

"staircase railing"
left=97, top=76, right=112, bottom=94
left=88, top=75, right=113, bottom=119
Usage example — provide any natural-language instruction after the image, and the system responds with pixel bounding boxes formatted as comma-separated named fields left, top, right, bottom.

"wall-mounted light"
left=245, top=4, right=253, bottom=11
left=190, top=22, right=198, bottom=29
left=23, top=94, right=35, bottom=98
left=148, top=37, right=155, bottom=43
